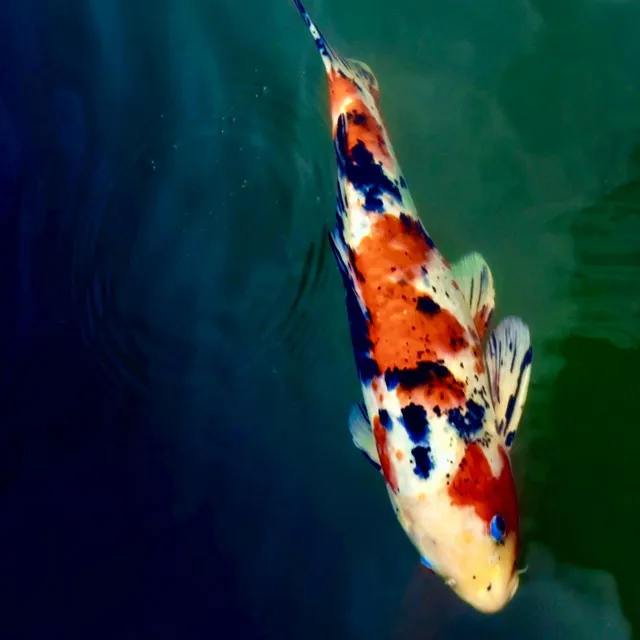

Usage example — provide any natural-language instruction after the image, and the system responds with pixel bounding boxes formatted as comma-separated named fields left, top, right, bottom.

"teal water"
left=2, top=0, right=639, bottom=637
left=285, top=2, right=640, bottom=636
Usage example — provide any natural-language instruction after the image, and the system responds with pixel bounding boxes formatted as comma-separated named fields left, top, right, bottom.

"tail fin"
left=292, top=1, right=381, bottom=106
left=292, top=0, right=345, bottom=74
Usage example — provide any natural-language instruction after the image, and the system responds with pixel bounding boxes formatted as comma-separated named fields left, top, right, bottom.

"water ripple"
left=71, top=80, right=338, bottom=401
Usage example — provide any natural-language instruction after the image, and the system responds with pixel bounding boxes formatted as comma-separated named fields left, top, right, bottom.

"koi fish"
left=292, top=0, right=533, bottom=614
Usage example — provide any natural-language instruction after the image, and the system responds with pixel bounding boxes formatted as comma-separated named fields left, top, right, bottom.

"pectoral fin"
left=348, top=403, right=381, bottom=471
left=420, top=556, right=435, bottom=573
left=485, top=317, right=533, bottom=449
left=450, top=252, right=495, bottom=339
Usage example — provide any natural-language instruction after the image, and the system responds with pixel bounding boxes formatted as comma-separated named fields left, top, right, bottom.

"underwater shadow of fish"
left=393, top=543, right=632, bottom=639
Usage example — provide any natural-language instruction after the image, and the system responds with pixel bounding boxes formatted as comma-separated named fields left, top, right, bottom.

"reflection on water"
left=74, top=112, right=330, bottom=398
left=395, top=543, right=631, bottom=639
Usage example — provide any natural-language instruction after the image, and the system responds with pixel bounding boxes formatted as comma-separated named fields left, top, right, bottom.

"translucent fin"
left=485, top=317, right=533, bottom=449
left=420, top=556, right=435, bottom=573
left=450, top=252, right=495, bottom=339
left=348, top=402, right=381, bottom=471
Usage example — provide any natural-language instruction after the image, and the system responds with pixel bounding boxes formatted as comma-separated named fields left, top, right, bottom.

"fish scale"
left=293, top=0, right=533, bottom=615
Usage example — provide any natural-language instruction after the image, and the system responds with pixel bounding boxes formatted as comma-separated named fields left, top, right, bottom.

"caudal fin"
left=292, top=0, right=345, bottom=74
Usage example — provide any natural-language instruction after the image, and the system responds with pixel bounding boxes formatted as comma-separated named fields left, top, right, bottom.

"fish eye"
left=490, top=515, right=506, bottom=543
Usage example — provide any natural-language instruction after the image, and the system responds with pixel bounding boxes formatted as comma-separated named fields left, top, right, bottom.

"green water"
left=283, top=0, right=640, bottom=636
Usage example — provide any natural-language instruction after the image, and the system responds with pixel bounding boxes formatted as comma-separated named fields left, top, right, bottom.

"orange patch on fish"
left=328, top=69, right=356, bottom=111
left=472, top=344, right=485, bottom=375
left=373, top=415, right=398, bottom=493
left=354, top=214, right=469, bottom=373
left=328, top=71, right=391, bottom=168
left=448, top=444, right=519, bottom=538
left=473, top=304, right=492, bottom=339
left=371, top=378, right=385, bottom=403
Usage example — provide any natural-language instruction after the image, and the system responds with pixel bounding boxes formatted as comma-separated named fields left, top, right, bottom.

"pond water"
left=0, top=0, right=638, bottom=637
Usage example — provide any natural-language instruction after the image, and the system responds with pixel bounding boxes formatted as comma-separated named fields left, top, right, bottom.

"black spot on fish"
left=448, top=399, right=485, bottom=440
left=505, top=394, right=517, bottom=428
left=510, top=344, right=517, bottom=372
left=399, top=213, right=435, bottom=249
left=294, top=0, right=312, bottom=27
left=411, top=445, right=433, bottom=479
left=385, top=361, right=453, bottom=391
left=378, top=409, right=391, bottom=429
left=401, top=403, right=429, bottom=443
left=504, top=346, right=533, bottom=429
left=335, top=114, right=349, bottom=176
left=329, top=231, right=379, bottom=384
left=416, top=296, right=441, bottom=315
left=344, top=140, right=402, bottom=212
left=348, top=110, right=368, bottom=126
left=485, top=308, right=494, bottom=328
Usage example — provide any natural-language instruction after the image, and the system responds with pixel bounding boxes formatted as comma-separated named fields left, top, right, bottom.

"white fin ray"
left=348, top=402, right=381, bottom=471
left=450, top=252, right=495, bottom=339
left=485, top=317, right=533, bottom=449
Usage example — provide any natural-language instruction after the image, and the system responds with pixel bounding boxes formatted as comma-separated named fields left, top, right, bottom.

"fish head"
left=398, top=443, right=520, bottom=614
left=442, top=506, right=520, bottom=614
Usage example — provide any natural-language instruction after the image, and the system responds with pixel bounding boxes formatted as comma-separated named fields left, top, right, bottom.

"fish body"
left=292, top=0, right=533, bottom=614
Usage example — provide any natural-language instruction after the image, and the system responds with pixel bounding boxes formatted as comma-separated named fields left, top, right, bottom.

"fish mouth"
left=449, top=572, right=519, bottom=615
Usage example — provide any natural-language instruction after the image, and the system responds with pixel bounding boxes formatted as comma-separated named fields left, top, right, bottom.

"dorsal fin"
left=348, top=403, right=381, bottom=471
left=485, top=317, right=533, bottom=449
left=450, top=252, right=495, bottom=339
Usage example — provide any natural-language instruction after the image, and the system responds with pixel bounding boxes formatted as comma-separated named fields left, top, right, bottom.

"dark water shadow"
left=0, top=0, right=350, bottom=638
